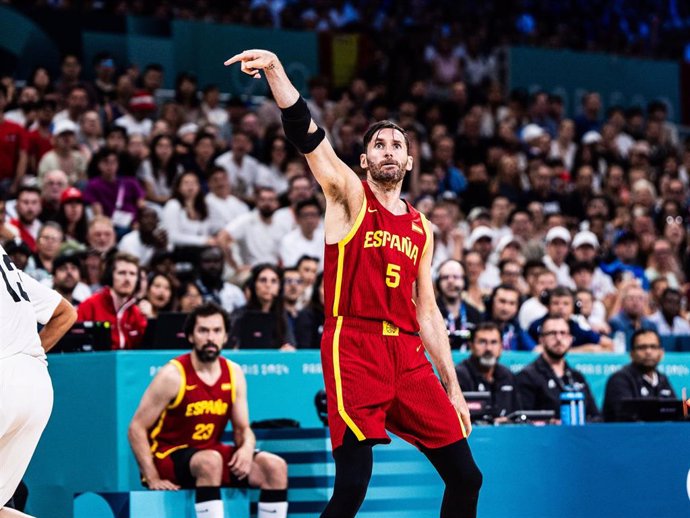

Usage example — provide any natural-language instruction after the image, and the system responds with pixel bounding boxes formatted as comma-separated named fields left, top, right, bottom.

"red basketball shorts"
left=321, top=316, right=466, bottom=450
left=153, top=443, right=239, bottom=487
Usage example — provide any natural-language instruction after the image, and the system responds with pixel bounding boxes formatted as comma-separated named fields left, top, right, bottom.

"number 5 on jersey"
left=386, top=263, right=401, bottom=288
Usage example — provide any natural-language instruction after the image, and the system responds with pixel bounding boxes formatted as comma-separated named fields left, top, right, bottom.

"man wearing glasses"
left=602, top=329, right=676, bottom=421
left=516, top=315, right=600, bottom=422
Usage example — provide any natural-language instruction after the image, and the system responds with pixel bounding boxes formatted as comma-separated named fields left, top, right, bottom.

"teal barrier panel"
left=74, top=424, right=690, bottom=518
left=24, top=351, right=690, bottom=517
left=509, top=46, right=681, bottom=121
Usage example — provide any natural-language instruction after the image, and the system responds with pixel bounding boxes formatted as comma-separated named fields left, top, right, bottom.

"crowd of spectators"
left=2, top=38, right=690, bottom=357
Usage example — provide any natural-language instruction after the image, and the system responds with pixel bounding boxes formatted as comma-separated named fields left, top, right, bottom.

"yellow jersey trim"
left=226, top=359, right=236, bottom=404
left=332, top=195, right=367, bottom=317
left=332, top=316, right=366, bottom=441
left=168, top=359, right=186, bottom=409
left=154, top=444, right=189, bottom=460
left=149, top=409, right=167, bottom=454
left=419, top=213, right=432, bottom=261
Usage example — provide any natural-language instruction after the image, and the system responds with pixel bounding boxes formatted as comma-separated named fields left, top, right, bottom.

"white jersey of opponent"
left=0, top=244, right=61, bottom=361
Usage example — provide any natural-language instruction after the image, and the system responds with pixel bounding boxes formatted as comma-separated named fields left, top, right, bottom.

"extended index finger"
left=224, top=51, right=250, bottom=66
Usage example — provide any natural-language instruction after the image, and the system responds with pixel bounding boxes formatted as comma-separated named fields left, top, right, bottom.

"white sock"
left=258, top=501, right=288, bottom=518
left=194, top=499, right=224, bottom=518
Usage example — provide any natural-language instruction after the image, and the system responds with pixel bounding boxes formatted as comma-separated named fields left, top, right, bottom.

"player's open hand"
left=228, top=447, right=253, bottom=480
left=224, top=50, right=278, bottom=79
left=449, top=391, right=473, bottom=437
left=147, top=478, right=181, bottom=491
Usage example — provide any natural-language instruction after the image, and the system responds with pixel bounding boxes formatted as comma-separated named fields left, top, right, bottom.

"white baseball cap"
left=522, top=124, right=546, bottom=142
left=53, top=119, right=78, bottom=136
left=496, top=234, right=523, bottom=253
left=466, top=226, right=494, bottom=248
left=545, top=226, right=571, bottom=244
left=572, top=230, right=599, bottom=249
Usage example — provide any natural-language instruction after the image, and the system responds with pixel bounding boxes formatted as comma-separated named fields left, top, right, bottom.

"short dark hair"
left=631, top=328, right=661, bottom=349
left=183, top=302, right=230, bottom=339
left=295, top=197, right=322, bottom=216
left=362, top=120, right=409, bottom=152
left=570, top=261, right=595, bottom=275
left=471, top=322, right=501, bottom=342
left=661, top=287, right=682, bottom=300
left=296, top=255, right=319, bottom=268
left=540, top=314, right=569, bottom=335
left=17, top=185, right=42, bottom=199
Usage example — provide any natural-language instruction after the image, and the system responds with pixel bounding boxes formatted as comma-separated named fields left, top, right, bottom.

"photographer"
left=435, top=260, right=482, bottom=350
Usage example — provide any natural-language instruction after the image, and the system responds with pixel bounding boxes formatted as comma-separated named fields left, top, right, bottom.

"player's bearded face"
left=367, top=156, right=406, bottom=185
left=195, top=341, right=221, bottom=362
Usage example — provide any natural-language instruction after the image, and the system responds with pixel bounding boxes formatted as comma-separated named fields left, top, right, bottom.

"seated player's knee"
left=190, top=449, right=224, bottom=483
left=256, top=452, right=288, bottom=489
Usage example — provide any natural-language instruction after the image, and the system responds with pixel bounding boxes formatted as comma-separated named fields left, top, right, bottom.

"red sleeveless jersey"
left=149, top=353, right=236, bottom=459
left=323, top=181, right=431, bottom=334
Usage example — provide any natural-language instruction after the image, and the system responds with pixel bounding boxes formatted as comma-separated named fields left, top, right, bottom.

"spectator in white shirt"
left=205, top=166, right=250, bottom=234
left=118, top=206, right=171, bottom=268
left=648, top=288, right=690, bottom=336
left=218, top=186, right=286, bottom=271
left=200, top=84, right=228, bottom=127
left=114, top=91, right=156, bottom=137
left=161, top=170, right=216, bottom=249
left=273, top=175, right=317, bottom=231
left=518, top=269, right=557, bottom=331
left=279, top=198, right=325, bottom=268
left=195, top=246, right=246, bottom=314
left=256, top=135, right=292, bottom=196
left=214, top=130, right=263, bottom=200
left=543, top=226, right=575, bottom=289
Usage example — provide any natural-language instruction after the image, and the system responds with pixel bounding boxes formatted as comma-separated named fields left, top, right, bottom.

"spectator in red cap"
left=114, top=90, right=156, bottom=137
left=57, top=186, right=88, bottom=244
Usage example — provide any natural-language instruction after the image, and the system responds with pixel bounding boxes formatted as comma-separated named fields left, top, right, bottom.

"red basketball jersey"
left=323, top=181, right=431, bottom=334
left=149, top=353, right=236, bottom=458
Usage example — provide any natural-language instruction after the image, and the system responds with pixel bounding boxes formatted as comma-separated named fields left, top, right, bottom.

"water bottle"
left=560, top=388, right=585, bottom=426
left=613, top=331, right=627, bottom=354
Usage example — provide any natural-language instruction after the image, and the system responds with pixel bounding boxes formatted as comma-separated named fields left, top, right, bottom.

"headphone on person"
left=100, top=252, right=142, bottom=293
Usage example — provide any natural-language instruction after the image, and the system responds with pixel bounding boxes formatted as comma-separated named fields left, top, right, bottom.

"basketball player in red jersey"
left=128, top=303, right=288, bottom=518
left=225, top=51, right=482, bottom=518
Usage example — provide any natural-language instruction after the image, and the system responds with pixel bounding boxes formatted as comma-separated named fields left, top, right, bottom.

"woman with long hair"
left=57, top=187, right=89, bottom=244
left=137, top=134, right=182, bottom=204
left=138, top=272, right=175, bottom=318
left=228, top=263, right=296, bottom=350
left=161, top=170, right=216, bottom=249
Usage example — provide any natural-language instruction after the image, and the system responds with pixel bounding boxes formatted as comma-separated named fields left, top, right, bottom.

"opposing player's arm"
left=39, top=297, right=77, bottom=352
left=128, top=364, right=182, bottom=490
left=228, top=362, right=255, bottom=479
left=414, top=227, right=472, bottom=437
left=224, top=49, right=362, bottom=209
left=18, top=269, right=76, bottom=351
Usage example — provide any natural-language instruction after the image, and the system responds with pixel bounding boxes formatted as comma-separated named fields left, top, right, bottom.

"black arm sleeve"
left=281, top=97, right=325, bottom=154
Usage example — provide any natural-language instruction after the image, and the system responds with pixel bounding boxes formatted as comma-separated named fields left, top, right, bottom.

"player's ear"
left=360, top=153, right=368, bottom=169
left=405, top=155, right=413, bottom=172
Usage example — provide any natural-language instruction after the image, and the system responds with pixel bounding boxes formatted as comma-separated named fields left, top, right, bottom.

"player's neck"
left=191, top=352, right=221, bottom=376
left=366, top=179, right=406, bottom=215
